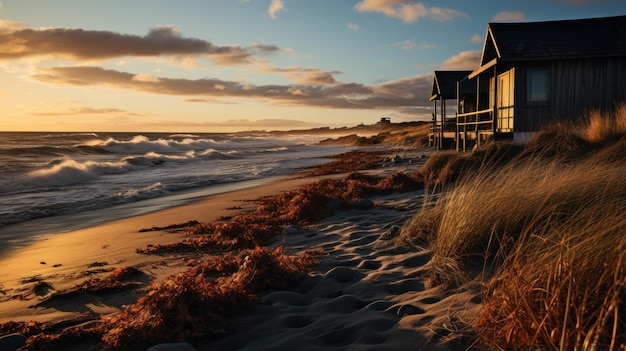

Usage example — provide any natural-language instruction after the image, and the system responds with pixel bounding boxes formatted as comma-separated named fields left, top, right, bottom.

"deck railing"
left=457, top=108, right=494, bottom=129
left=456, top=108, right=495, bottom=151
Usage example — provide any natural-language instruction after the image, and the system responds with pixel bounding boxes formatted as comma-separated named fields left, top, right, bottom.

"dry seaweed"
left=22, top=247, right=321, bottom=350
left=138, top=171, right=424, bottom=255
left=304, top=150, right=389, bottom=176
left=33, top=267, right=143, bottom=306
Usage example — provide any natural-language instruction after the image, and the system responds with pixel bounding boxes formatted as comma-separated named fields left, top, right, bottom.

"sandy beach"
left=0, top=147, right=483, bottom=350
left=0, top=175, right=328, bottom=324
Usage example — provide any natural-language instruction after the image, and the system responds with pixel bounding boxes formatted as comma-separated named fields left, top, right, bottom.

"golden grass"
left=420, top=142, right=524, bottom=188
left=398, top=105, right=626, bottom=349
left=476, top=159, right=626, bottom=350
left=584, top=104, right=626, bottom=143
left=416, top=157, right=617, bottom=286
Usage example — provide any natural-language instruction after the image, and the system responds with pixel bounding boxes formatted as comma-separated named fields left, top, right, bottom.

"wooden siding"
left=513, top=57, right=626, bottom=133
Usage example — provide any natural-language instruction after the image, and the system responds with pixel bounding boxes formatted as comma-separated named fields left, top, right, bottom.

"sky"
left=0, top=0, right=623, bottom=132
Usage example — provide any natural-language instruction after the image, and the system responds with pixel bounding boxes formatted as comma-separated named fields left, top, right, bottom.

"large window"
left=527, top=68, right=548, bottom=102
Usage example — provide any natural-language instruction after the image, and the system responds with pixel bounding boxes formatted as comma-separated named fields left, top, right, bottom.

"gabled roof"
left=482, top=15, right=626, bottom=64
left=429, top=70, right=472, bottom=101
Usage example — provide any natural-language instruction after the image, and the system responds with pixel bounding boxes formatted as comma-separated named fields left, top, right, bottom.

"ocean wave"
left=169, top=133, right=200, bottom=139
left=42, top=132, right=99, bottom=139
left=117, top=182, right=167, bottom=200
left=262, top=146, right=289, bottom=153
left=90, top=135, right=226, bottom=154
left=197, top=148, right=236, bottom=159
left=123, top=151, right=194, bottom=166
left=0, top=144, right=110, bottom=157
left=25, top=158, right=131, bottom=187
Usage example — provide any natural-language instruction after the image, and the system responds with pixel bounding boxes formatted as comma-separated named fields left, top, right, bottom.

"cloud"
left=392, top=40, right=417, bottom=51
left=391, top=39, right=438, bottom=51
left=418, top=41, right=436, bottom=49
left=440, top=50, right=481, bottom=70
left=268, top=0, right=285, bottom=20
left=354, top=0, right=468, bottom=23
left=184, top=97, right=238, bottom=104
left=347, top=22, right=360, bottom=31
left=492, top=11, right=526, bottom=21
left=0, top=23, right=280, bottom=65
left=30, top=106, right=130, bottom=117
left=257, top=63, right=341, bottom=85
left=143, top=118, right=328, bottom=130
left=31, top=65, right=434, bottom=112
left=132, top=73, right=160, bottom=83
left=469, top=34, right=482, bottom=43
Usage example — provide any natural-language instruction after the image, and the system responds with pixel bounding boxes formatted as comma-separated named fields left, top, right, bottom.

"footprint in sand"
left=34, top=281, right=55, bottom=297
left=279, top=314, right=314, bottom=328
left=324, top=266, right=364, bottom=283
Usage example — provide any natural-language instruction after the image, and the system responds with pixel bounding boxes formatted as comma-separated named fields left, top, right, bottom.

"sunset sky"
left=0, top=0, right=622, bottom=132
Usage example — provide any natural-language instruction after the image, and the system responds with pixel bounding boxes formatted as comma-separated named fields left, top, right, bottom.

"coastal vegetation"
left=398, top=104, right=626, bottom=349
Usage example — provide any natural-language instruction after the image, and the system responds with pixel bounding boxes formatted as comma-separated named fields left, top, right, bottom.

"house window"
left=527, top=68, right=548, bottom=102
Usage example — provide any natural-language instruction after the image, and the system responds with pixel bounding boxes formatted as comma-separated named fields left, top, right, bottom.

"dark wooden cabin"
left=429, top=71, right=472, bottom=149
left=457, top=15, right=626, bottom=151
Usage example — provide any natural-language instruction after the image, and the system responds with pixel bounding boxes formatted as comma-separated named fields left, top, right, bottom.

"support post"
left=456, top=81, right=460, bottom=151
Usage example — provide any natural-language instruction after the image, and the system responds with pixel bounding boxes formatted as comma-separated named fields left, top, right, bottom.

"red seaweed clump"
left=139, top=171, right=425, bottom=255
left=305, top=150, right=389, bottom=176
left=22, top=247, right=321, bottom=350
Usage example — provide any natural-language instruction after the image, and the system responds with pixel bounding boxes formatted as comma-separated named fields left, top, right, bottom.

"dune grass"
left=585, top=104, right=626, bottom=143
left=398, top=105, right=626, bottom=349
left=477, top=174, right=626, bottom=349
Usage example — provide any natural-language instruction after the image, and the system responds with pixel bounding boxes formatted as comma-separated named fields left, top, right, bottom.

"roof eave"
left=469, top=54, right=626, bottom=79
left=468, top=58, right=498, bottom=79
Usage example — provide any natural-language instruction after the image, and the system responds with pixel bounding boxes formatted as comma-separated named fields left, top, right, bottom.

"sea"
left=0, top=131, right=359, bottom=248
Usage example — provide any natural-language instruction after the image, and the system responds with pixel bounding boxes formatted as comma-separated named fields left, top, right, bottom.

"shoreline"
left=0, top=175, right=297, bottom=256
left=0, top=147, right=462, bottom=351
left=0, top=173, right=327, bottom=324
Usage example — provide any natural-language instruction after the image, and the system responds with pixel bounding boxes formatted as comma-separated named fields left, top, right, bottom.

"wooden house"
left=456, top=15, right=626, bottom=151
left=429, top=70, right=472, bottom=149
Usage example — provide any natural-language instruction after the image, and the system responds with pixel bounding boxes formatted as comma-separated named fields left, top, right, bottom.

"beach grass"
left=398, top=105, right=626, bottom=349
